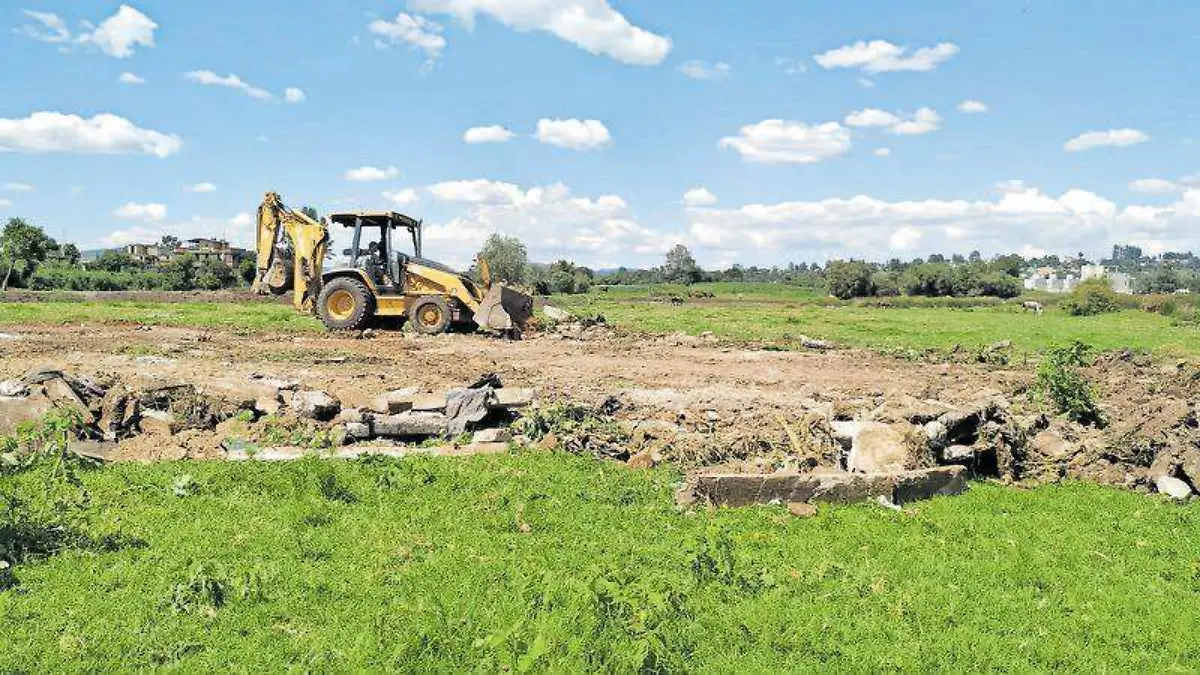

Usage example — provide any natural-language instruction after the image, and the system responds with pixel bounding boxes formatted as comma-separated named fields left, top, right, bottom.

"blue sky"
left=2, top=1, right=1198, bottom=268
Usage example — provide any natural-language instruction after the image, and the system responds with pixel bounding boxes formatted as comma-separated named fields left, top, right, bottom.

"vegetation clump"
left=1036, top=341, right=1103, bottom=425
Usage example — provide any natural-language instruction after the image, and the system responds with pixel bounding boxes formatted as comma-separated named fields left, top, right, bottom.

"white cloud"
left=855, top=77, right=876, bottom=89
left=1128, top=178, right=1178, bottom=194
left=535, top=118, right=611, bottom=150
left=186, top=182, right=217, bottom=193
left=4, top=182, right=33, bottom=192
left=185, top=71, right=274, bottom=101
left=344, top=166, right=400, bottom=182
left=79, top=5, right=157, bottom=58
left=889, top=227, right=922, bottom=250
left=719, top=119, right=851, bottom=165
left=0, top=112, right=181, bottom=158
left=678, top=60, right=731, bottom=80
left=100, top=213, right=256, bottom=249
left=421, top=179, right=669, bottom=268
left=774, top=57, right=807, bottom=75
left=844, top=108, right=901, bottom=128
left=20, top=5, right=157, bottom=58
left=682, top=183, right=1200, bottom=265
left=957, top=99, right=988, bottom=113
left=0, top=199, right=10, bottom=208
left=682, top=187, right=718, bottom=207
left=369, top=12, right=446, bottom=65
left=1064, top=128, right=1150, bottom=152
left=382, top=188, right=420, bottom=205
left=873, top=147, right=891, bottom=157
left=463, top=125, right=516, bottom=144
left=890, top=107, right=942, bottom=135
left=284, top=87, right=306, bottom=104
left=19, top=10, right=71, bottom=44
left=113, top=202, right=167, bottom=222
left=229, top=212, right=254, bottom=228
left=814, top=39, right=959, bottom=73
left=408, top=0, right=672, bottom=66
left=117, top=72, right=145, bottom=85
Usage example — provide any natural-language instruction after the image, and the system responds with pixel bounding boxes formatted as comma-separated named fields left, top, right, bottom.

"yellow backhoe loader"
left=251, top=192, right=532, bottom=335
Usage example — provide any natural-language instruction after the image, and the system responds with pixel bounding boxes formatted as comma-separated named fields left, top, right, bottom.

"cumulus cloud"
left=185, top=71, right=274, bottom=101
left=422, top=178, right=669, bottom=268
left=382, top=188, right=420, bottom=205
left=678, top=60, right=731, bottom=80
left=408, top=0, right=672, bottom=65
left=20, top=5, right=157, bottom=58
left=4, top=182, right=33, bottom=192
left=284, top=87, right=306, bottom=104
left=345, top=166, right=400, bottom=182
left=1064, top=128, right=1150, bottom=152
left=844, top=109, right=901, bottom=128
left=890, top=108, right=942, bottom=135
left=186, top=182, right=216, bottom=193
left=369, top=12, right=446, bottom=65
left=113, top=201, right=167, bottom=222
left=535, top=118, right=611, bottom=150
left=774, top=57, right=807, bottom=75
left=682, top=187, right=717, bottom=207
left=0, top=112, right=181, bottom=157
left=814, top=39, right=958, bottom=73
left=682, top=182, right=1200, bottom=265
left=719, top=119, right=851, bottom=165
left=1128, top=178, right=1178, bottom=194
left=117, top=72, right=145, bottom=84
left=0, top=199, right=11, bottom=209
left=957, top=99, right=988, bottom=113
left=463, top=125, right=516, bottom=144
left=874, top=147, right=891, bottom=157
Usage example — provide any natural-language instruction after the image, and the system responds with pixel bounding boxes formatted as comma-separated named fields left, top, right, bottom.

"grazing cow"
left=1022, top=301, right=1044, bottom=314
left=669, top=296, right=685, bottom=306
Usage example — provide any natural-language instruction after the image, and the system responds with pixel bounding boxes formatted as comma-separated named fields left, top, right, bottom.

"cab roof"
left=327, top=211, right=421, bottom=230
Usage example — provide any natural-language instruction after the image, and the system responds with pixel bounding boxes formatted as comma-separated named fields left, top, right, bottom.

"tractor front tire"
left=409, top=296, right=452, bottom=334
left=317, top=277, right=375, bottom=331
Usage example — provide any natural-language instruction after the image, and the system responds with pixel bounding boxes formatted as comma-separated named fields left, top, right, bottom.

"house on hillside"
left=121, top=238, right=251, bottom=267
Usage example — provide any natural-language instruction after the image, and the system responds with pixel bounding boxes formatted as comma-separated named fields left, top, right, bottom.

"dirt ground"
left=0, top=321, right=1196, bottom=493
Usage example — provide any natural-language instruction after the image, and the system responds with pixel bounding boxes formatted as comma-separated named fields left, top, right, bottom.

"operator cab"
left=328, top=210, right=422, bottom=292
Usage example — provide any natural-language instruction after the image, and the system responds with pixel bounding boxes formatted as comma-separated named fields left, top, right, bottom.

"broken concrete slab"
left=139, top=409, right=178, bottom=436
left=943, top=444, right=976, bottom=463
left=1155, top=474, right=1193, bottom=501
left=289, top=390, right=340, bottom=421
left=543, top=305, right=573, bottom=322
left=68, top=440, right=118, bottom=462
left=344, top=421, right=371, bottom=440
left=0, top=392, right=54, bottom=434
left=472, top=428, right=510, bottom=444
left=373, top=412, right=448, bottom=438
left=1180, top=449, right=1200, bottom=491
left=492, top=388, right=535, bottom=409
left=846, top=422, right=913, bottom=473
left=679, top=465, right=966, bottom=507
left=43, top=377, right=94, bottom=424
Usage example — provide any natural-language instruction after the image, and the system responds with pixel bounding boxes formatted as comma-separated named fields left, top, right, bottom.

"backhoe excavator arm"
left=251, top=192, right=330, bottom=312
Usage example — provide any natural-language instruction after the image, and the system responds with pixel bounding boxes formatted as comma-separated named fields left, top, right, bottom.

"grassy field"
left=0, top=300, right=321, bottom=333
left=554, top=284, right=1200, bottom=358
left=3, top=450, right=1198, bottom=671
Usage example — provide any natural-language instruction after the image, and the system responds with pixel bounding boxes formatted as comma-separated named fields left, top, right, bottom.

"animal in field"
left=1022, top=300, right=1044, bottom=314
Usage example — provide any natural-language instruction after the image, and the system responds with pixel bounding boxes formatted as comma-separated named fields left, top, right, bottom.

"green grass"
left=0, top=300, right=321, bottom=333
left=556, top=284, right=1200, bottom=358
left=2, top=452, right=1198, bottom=671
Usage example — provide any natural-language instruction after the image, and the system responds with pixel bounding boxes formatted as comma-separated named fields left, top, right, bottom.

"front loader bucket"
left=474, top=284, right=533, bottom=334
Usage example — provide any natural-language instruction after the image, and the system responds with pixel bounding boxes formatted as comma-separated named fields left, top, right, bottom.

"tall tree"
left=477, top=234, right=528, bottom=283
left=60, top=242, right=81, bottom=265
left=662, top=244, right=701, bottom=284
left=1, top=218, right=55, bottom=290
left=160, top=234, right=181, bottom=250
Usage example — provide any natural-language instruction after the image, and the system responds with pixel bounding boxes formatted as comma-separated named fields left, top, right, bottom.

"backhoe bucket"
left=474, top=284, right=533, bottom=334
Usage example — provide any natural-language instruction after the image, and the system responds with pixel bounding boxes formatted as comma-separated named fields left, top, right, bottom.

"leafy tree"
left=661, top=244, right=702, bottom=285
left=238, top=257, right=258, bottom=285
left=968, top=250, right=983, bottom=263
left=162, top=253, right=197, bottom=291
left=825, top=260, right=875, bottom=299
left=59, top=243, right=81, bottom=265
left=301, top=206, right=320, bottom=222
left=1136, top=266, right=1183, bottom=294
left=477, top=234, right=528, bottom=283
left=1, top=218, right=55, bottom=290
left=92, top=251, right=141, bottom=273
left=160, top=235, right=181, bottom=250
left=1061, top=279, right=1123, bottom=316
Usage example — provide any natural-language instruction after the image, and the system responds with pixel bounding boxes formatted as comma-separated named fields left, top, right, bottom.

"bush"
left=1061, top=280, right=1121, bottom=316
left=825, top=260, right=875, bottom=299
left=1036, top=341, right=1102, bottom=425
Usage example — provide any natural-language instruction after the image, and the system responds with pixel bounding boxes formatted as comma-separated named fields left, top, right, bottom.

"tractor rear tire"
left=317, top=277, right=375, bottom=331
left=409, top=296, right=452, bottom=334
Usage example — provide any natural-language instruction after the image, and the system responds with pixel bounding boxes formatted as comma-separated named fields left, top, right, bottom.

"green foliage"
left=1037, top=341, right=1103, bottom=425
left=1061, top=279, right=1123, bottom=316
left=528, top=260, right=593, bottom=295
left=825, top=260, right=875, bottom=299
left=661, top=244, right=702, bottom=285
left=1, top=217, right=56, bottom=289
left=477, top=234, right=528, bottom=284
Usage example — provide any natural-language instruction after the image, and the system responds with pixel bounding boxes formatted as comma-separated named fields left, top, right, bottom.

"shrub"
left=1036, top=341, right=1103, bottom=425
left=825, top=260, right=875, bottom=299
left=1061, top=280, right=1121, bottom=316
